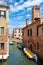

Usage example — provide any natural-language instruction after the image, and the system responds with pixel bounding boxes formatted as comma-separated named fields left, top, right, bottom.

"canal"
left=0, top=44, right=43, bottom=65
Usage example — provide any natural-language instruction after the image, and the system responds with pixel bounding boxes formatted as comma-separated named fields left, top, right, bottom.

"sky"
left=0, top=0, right=43, bottom=34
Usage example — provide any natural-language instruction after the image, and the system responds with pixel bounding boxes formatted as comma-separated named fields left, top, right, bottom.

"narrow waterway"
left=0, top=44, right=43, bottom=65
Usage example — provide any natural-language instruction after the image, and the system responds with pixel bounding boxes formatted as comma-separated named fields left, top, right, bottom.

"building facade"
left=12, top=28, right=22, bottom=40
left=32, top=5, right=40, bottom=23
left=0, top=5, right=9, bottom=60
left=22, top=6, right=43, bottom=60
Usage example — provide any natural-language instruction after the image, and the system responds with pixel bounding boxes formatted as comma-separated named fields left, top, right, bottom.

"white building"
left=12, top=28, right=22, bottom=40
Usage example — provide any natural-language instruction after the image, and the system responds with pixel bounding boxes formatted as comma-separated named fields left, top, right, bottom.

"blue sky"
left=0, top=0, right=43, bottom=34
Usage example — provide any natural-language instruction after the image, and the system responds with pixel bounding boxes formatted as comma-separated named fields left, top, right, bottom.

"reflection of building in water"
left=0, top=5, right=9, bottom=60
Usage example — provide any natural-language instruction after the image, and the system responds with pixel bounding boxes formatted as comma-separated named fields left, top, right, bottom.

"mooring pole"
left=2, top=52, right=3, bottom=62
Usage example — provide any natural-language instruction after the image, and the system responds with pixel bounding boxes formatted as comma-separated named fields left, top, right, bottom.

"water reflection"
left=0, top=45, right=43, bottom=65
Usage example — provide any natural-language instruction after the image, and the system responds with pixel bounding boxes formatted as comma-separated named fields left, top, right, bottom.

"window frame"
left=30, top=29, right=32, bottom=36
left=27, top=30, right=29, bottom=36
left=0, top=10, right=6, bottom=18
left=0, top=27, right=5, bottom=35
left=27, top=29, right=32, bottom=36
left=1, top=43, right=4, bottom=50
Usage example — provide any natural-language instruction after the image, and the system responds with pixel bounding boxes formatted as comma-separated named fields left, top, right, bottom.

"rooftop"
left=0, top=4, right=9, bottom=9
left=22, top=18, right=43, bottom=30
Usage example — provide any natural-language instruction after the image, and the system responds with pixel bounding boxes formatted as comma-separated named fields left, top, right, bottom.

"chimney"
left=26, top=19, right=28, bottom=26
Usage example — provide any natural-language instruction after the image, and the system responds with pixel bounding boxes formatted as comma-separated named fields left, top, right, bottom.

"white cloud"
left=19, top=0, right=24, bottom=3
left=18, top=22, right=26, bottom=28
left=10, top=4, right=24, bottom=12
left=18, top=20, right=31, bottom=28
left=22, top=0, right=43, bottom=8
left=18, top=24, right=25, bottom=28
left=10, top=5, right=18, bottom=12
left=9, top=0, right=13, bottom=2
left=17, top=10, right=25, bottom=16
left=17, top=5, right=24, bottom=10
left=28, top=21, right=31, bottom=24
left=26, top=14, right=31, bottom=17
left=10, top=0, right=43, bottom=12
left=41, top=7, right=43, bottom=11
left=27, top=7, right=32, bottom=11
left=17, top=16, right=23, bottom=20
left=0, top=0, right=5, bottom=5
left=9, top=24, right=16, bottom=34
left=14, top=2, right=19, bottom=7
left=40, top=6, right=43, bottom=16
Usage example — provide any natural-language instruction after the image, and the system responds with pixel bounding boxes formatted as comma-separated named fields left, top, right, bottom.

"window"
left=34, top=18, right=40, bottom=22
left=19, top=29, right=20, bottom=33
left=27, top=30, right=29, bottom=36
left=1, top=27, right=4, bottom=35
left=37, top=42, right=39, bottom=50
left=0, top=10, right=6, bottom=18
left=19, top=34, right=20, bottom=36
left=1, top=43, right=4, bottom=50
left=15, top=34, right=16, bottom=36
left=28, top=29, right=32, bottom=36
left=30, top=29, right=32, bottom=36
left=0, top=27, right=4, bottom=35
left=35, top=8, right=39, bottom=10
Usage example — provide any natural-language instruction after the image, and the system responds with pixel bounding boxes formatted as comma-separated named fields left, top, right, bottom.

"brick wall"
left=22, top=20, right=43, bottom=60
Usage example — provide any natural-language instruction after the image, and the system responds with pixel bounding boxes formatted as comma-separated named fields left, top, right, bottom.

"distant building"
left=12, top=28, right=22, bottom=40
left=0, top=5, right=9, bottom=60
left=22, top=6, right=43, bottom=60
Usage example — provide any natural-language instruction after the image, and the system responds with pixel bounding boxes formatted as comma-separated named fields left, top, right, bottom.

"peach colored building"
left=12, top=28, right=22, bottom=40
left=22, top=6, right=43, bottom=60
left=0, top=5, right=9, bottom=60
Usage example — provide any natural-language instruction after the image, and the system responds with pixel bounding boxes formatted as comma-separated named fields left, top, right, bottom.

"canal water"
left=0, top=45, right=43, bottom=65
